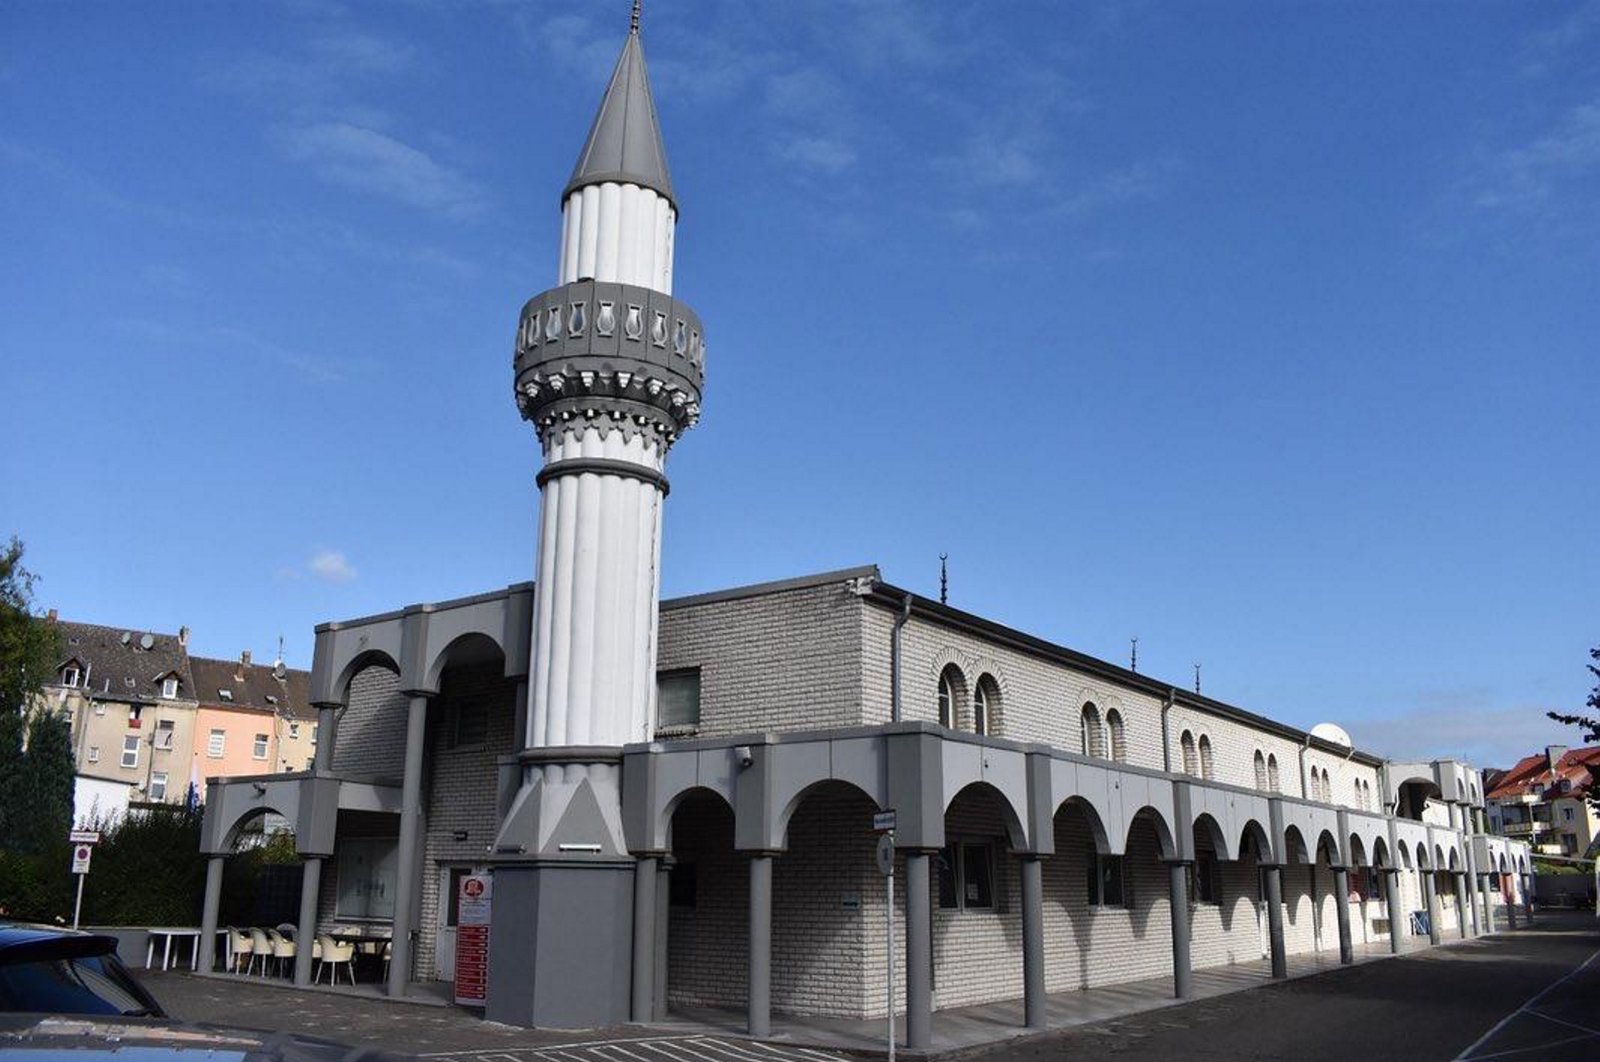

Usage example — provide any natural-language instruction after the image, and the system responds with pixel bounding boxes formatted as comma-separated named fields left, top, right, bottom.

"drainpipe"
left=890, top=593, right=913, bottom=723
left=1160, top=689, right=1175, bottom=772
left=1299, top=735, right=1312, bottom=799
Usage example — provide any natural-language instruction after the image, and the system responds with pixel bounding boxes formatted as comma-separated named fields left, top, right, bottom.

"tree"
left=0, top=537, right=63, bottom=847
left=11, top=711, right=75, bottom=855
left=1547, top=645, right=1600, bottom=812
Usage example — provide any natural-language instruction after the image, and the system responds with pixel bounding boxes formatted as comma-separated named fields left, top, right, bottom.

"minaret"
left=488, top=9, right=702, bottom=1028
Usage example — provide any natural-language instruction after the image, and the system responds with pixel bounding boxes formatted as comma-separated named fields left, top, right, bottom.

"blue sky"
left=3, top=1, right=1596, bottom=768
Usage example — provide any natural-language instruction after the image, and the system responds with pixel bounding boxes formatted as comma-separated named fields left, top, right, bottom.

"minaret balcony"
left=514, top=279, right=704, bottom=443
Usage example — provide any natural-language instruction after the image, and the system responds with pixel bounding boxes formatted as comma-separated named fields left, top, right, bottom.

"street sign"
left=69, top=830, right=101, bottom=845
left=71, top=845, right=93, bottom=874
left=876, top=833, right=895, bottom=877
left=872, top=809, right=897, bottom=832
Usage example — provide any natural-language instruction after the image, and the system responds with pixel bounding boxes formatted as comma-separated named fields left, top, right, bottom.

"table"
left=144, top=927, right=202, bottom=971
left=326, top=926, right=393, bottom=980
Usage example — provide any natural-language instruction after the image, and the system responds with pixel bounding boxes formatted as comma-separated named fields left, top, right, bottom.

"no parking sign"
left=70, top=844, right=93, bottom=874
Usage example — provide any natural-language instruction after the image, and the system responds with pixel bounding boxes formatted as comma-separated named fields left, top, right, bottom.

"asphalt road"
left=971, top=911, right=1600, bottom=1062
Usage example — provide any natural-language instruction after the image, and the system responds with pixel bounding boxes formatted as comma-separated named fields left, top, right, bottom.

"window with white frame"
left=1086, top=845, right=1127, bottom=908
left=120, top=735, right=140, bottom=769
left=154, top=719, right=175, bottom=750
left=149, top=771, right=168, bottom=801
left=207, top=729, right=225, bottom=757
left=161, top=676, right=178, bottom=699
left=62, top=665, right=80, bottom=688
left=937, top=665, right=961, bottom=729
left=252, top=733, right=269, bottom=760
left=87, top=745, right=100, bottom=764
left=936, top=841, right=997, bottom=910
left=288, top=722, right=300, bottom=740
left=973, top=674, right=999, bottom=736
left=93, top=701, right=105, bottom=716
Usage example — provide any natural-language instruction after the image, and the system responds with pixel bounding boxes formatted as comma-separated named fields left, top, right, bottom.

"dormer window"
left=161, top=676, right=179, bottom=699
left=218, top=689, right=233, bottom=702
left=62, top=665, right=81, bottom=688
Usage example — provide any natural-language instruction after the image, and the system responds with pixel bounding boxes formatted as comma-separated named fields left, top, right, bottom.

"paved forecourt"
left=968, top=911, right=1600, bottom=1062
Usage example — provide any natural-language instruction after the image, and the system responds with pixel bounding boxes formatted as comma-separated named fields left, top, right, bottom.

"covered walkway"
left=662, top=932, right=1460, bottom=1056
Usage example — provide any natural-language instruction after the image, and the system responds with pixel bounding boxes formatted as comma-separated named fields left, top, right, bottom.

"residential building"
left=1485, top=745, right=1600, bottom=858
left=36, top=616, right=312, bottom=812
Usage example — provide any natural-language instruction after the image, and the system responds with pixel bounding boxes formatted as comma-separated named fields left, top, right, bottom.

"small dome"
left=1311, top=722, right=1353, bottom=747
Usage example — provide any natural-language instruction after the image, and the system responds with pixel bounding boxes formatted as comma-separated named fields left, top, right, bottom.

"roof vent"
left=121, top=632, right=132, bottom=645
left=139, top=634, right=155, bottom=651
left=1310, top=722, right=1353, bottom=747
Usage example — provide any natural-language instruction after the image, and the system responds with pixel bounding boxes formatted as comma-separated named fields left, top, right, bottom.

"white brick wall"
left=331, top=667, right=407, bottom=779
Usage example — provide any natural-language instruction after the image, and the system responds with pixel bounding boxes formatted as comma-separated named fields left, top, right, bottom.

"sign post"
left=69, top=843, right=94, bottom=929
left=874, top=809, right=897, bottom=1062
left=453, top=870, right=492, bottom=1007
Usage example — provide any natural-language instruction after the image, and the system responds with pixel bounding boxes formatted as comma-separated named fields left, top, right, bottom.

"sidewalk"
left=140, top=930, right=1492, bottom=1059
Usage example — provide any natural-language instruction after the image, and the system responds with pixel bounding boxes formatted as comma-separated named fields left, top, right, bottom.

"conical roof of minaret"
left=564, top=26, right=675, bottom=208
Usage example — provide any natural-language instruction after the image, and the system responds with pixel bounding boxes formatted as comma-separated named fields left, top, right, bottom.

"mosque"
left=196, top=11, right=1534, bottom=1042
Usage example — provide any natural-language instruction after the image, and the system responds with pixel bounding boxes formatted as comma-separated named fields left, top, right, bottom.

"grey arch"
left=1193, top=812, right=1231, bottom=861
left=333, top=648, right=401, bottom=704
left=1372, top=836, right=1390, bottom=869
left=778, top=778, right=882, bottom=847
left=424, top=631, right=507, bottom=691
left=1055, top=795, right=1112, bottom=856
left=1283, top=824, right=1310, bottom=864
left=1239, top=819, right=1273, bottom=864
left=1127, top=805, right=1177, bottom=862
left=945, top=780, right=1028, bottom=852
left=661, top=784, right=735, bottom=851
left=1348, top=833, right=1369, bottom=867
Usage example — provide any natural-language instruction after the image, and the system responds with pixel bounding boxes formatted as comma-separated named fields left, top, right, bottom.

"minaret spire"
left=630, top=0, right=641, bottom=35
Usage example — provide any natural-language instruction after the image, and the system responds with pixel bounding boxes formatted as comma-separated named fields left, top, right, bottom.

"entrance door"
left=434, top=866, right=469, bottom=981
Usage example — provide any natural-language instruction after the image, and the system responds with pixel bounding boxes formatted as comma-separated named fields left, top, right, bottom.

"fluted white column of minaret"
left=559, top=182, right=675, bottom=292
left=527, top=426, right=664, bottom=748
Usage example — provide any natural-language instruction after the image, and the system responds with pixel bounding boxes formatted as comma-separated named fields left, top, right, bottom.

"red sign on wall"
left=453, top=872, right=491, bottom=1007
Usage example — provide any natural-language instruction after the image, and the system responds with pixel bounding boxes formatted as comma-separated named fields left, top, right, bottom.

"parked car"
left=0, top=1014, right=415, bottom=1062
left=0, top=923, right=163, bottom=1017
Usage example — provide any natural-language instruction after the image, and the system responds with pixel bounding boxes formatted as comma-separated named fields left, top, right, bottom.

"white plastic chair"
left=247, top=928, right=271, bottom=976
left=316, top=935, right=356, bottom=985
left=227, top=927, right=253, bottom=974
left=266, top=927, right=296, bottom=977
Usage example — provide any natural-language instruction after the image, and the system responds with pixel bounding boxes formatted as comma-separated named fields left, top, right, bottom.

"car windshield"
left=0, top=954, right=157, bottom=1016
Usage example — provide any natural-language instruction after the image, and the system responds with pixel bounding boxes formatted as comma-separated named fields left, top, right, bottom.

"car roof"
left=0, top=922, right=116, bottom=960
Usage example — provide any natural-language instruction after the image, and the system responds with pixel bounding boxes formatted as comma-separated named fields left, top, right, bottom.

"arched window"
left=1267, top=754, right=1281, bottom=793
left=937, top=665, right=961, bottom=729
left=1080, top=703, right=1104, bottom=758
left=1198, top=735, right=1214, bottom=780
left=1322, top=768, right=1332, bottom=803
left=1180, top=731, right=1198, bottom=776
left=974, top=674, right=999, bottom=736
left=1254, top=750, right=1268, bottom=790
left=1105, top=709, right=1126, bottom=763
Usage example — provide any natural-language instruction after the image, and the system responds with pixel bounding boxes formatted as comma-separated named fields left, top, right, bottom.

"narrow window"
left=207, top=729, right=225, bottom=757
left=1199, top=735, right=1214, bottom=780
left=161, top=676, right=178, bottom=699
left=1267, top=754, right=1281, bottom=793
left=1106, top=709, right=1126, bottom=763
left=973, top=679, right=988, bottom=736
left=1191, top=851, right=1219, bottom=904
left=288, top=722, right=301, bottom=740
left=1087, top=849, right=1126, bottom=908
left=657, top=668, right=701, bottom=730
left=63, top=666, right=80, bottom=688
left=1254, top=750, right=1268, bottom=790
left=936, top=666, right=960, bottom=729
left=961, top=843, right=995, bottom=908
left=120, top=734, right=140, bottom=769
left=252, top=733, right=269, bottom=759
left=1080, top=703, right=1103, bottom=758
left=88, top=745, right=100, bottom=764
left=149, top=771, right=168, bottom=801
left=1180, top=731, right=1198, bottom=776
left=450, top=697, right=490, bottom=748
left=154, top=719, right=175, bottom=750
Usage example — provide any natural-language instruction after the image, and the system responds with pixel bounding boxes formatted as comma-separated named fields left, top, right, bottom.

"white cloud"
left=1473, top=97, right=1600, bottom=214
left=772, top=136, right=858, bottom=175
left=307, top=548, right=357, bottom=584
left=275, top=121, right=487, bottom=217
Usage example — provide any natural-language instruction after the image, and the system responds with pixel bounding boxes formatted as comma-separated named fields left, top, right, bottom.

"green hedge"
left=0, top=806, right=296, bottom=927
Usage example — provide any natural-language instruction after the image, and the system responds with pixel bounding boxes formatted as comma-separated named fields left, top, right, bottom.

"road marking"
left=1452, top=945, right=1600, bottom=1060
left=1523, top=1010, right=1600, bottom=1038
